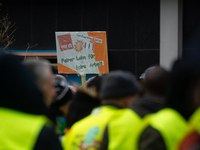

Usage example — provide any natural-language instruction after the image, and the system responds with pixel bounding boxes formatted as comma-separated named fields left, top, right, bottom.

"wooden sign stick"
left=81, top=73, right=86, bottom=88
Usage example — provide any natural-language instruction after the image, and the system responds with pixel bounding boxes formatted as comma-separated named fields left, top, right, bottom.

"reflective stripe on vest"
left=108, top=109, right=142, bottom=150
left=0, top=107, right=47, bottom=150
left=62, top=105, right=121, bottom=150
left=146, top=108, right=188, bottom=150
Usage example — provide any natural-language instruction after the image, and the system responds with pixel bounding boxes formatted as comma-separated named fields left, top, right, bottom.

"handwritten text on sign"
left=56, top=32, right=109, bottom=74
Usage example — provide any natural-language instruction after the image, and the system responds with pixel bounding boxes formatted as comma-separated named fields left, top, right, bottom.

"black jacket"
left=131, top=95, right=165, bottom=118
left=130, top=95, right=166, bottom=150
left=66, top=90, right=100, bottom=128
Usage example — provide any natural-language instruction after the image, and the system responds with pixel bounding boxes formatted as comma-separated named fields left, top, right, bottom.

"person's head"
left=166, top=59, right=200, bottom=120
left=139, top=66, right=156, bottom=80
left=86, top=75, right=103, bottom=99
left=142, top=66, right=169, bottom=96
left=23, top=58, right=57, bottom=107
left=55, top=74, right=67, bottom=83
left=55, top=74, right=77, bottom=94
left=0, top=54, right=46, bottom=114
left=100, top=70, right=139, bottom=108
left=66, top=76, right=102, bottom=128
left=47, top=75, right=73, bottom=123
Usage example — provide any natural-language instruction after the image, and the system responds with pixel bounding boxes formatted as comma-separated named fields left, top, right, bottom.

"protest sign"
left=55, top=31, right=109, bottom=74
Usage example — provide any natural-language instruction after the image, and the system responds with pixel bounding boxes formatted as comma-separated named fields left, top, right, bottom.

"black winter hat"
left=100, top=70, right=139, bottom=99
left=51, top=76, right=73, bottom=107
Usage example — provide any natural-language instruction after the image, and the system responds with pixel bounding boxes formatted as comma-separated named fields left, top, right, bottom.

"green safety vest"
left=108, top=109, right=142, bottom=150
left=142, top=108, right=188, bottom=150
left=62, top=105, right=125, bottom=150
left=0, top=107, right=48, bottom=150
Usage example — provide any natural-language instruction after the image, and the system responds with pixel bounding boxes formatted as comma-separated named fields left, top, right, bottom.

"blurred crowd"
left=1, top=53, right=200, bottom=150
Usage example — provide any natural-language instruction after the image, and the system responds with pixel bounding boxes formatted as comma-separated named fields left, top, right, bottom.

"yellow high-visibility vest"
left=108, top=109, right=142, bottom=150
left=176, top=107, right=200, bottom=150
left=142, top=108, right=188, bottom=150
left=188, top=107, right=200, bottom=133
left=0, top=107, right=48, bottom=150
left=62, top=105, right=123, bottom=150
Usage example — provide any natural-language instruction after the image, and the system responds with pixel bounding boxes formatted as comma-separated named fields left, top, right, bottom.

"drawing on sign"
left=74, top=40, right=84, bottom=52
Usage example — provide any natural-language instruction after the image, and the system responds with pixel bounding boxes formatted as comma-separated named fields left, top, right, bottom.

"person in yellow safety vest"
left=177, top=107, right=200, bottom=150
left=66, top=75, right=102, bottom=129
left=62, top=70, right=140, bottom=150
left=101, top=66, right=168, bottom=150
left=131, top=66, right=169, bottom=118
left=138, top=58, right=200, bottom=150
left=99, top=108, right=142, bottom=150
left=0, top=54, right=63, bottom=150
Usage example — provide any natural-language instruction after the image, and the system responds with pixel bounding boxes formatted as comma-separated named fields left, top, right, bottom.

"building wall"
left=2, top=0, right=161, bottom=78
left=183, top=0, right=200, bottom=58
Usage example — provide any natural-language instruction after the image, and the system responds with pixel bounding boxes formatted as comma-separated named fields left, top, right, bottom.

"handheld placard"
left=55, top=31, right=109, bottom=85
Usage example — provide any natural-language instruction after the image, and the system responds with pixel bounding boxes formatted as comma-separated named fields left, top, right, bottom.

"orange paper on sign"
left=55, top=31, right=109, bottom=74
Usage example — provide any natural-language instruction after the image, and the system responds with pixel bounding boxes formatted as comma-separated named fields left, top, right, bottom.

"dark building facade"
left=1, top=0, right=200, bottom=78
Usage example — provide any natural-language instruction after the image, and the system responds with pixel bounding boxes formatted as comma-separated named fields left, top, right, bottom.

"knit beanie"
left=100, top=70, right=139, bottom=100
left=51, top=76, right=73, bottom=107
